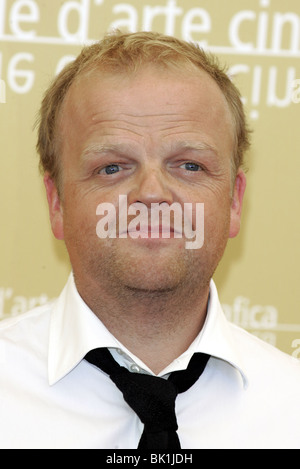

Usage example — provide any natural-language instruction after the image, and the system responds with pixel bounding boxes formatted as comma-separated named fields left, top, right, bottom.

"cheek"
left=62, top=195, right=98, bottom=246
left=203, top=195, right=232, bottom=240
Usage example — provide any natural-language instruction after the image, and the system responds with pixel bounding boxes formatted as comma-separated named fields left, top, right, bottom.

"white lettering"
left=257, top=8, right=268, bottom=51
left=267, top=66, right=296, bottom=107
left=127, top=203, right=149, bottom=239
left=95, top=196, right=204, bottom=249
left=10, top=0, right=39, bottom=39
left=0, top=0, right=7, bottom=35
left=223, top=296, right=279, bottom=330
left=271, top=13, right=300, bottom=53
left=229, top=64, right=299, bottom=118
left=229, top=11, right=256, bottom=51
left=0, top=291, right=52, bottom=317
left=184, top=203, right=204, bottom=250
left=110, top=4, right=138, bottom=32
left=57, top=0, right=90, bottom=42
left=150, top=202, right=183, bottom=239
left=0, top=78, right=6, bottom=103
left=10, top=294, right=49, bottom=316
left=7, top=52, right=35, bottom=93
left=292, top=339, right=300, bottom=359
left=11, top=296, right=28, bottom=316
left=96, top=202, right=116, bottom=239
left=182, top=8, right=211, bottom=46
left=106, top=454, right=140, bottom=466
left=142, top=0, right=182, bottom=36
left=250, top=305, right=278, bottom=329
left=291, top=79, right=300, bottom=104
left=0, top=288, right=13, bottom=318
left=229, top=3, right=300, bottom=54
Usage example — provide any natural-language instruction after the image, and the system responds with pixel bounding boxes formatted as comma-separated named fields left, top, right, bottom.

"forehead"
left=59, top=65, right=235, bottom=157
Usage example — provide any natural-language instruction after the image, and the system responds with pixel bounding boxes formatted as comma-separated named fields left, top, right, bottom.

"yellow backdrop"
left=1, top=0, right=300, bottom=357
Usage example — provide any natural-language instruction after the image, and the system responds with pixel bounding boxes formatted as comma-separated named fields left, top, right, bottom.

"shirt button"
left=130, top=364, right=140, bottom=373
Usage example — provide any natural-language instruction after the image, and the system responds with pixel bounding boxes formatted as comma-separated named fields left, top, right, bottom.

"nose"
left=127, top=166, right=174, bottom=207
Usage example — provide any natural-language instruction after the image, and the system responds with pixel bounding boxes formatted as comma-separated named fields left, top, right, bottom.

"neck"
left=75, top=276, right=210, bottom=375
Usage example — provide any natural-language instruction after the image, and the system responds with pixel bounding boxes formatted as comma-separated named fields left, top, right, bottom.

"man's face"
left=45, top=65, right=245, bottom=296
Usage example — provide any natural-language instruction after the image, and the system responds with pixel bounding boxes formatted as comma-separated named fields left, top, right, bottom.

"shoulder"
left=0, top=301, right=53, bottom=331
left=0, top=303, right=56, bottom=392
left=229, top=321, right=300, bottom=389
left=0, top=302, right=54, bottom=355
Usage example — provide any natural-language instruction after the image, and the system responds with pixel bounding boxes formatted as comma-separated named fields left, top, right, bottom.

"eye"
left=180, top=162, right=202, bottom=172
left=99, top=164, right=122, bottom=175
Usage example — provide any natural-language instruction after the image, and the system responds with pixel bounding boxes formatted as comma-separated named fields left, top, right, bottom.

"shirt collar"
left=48, top=273, right=123, bottom=385
left=193, top=280, right=248, bottom=388
left=48, top=273, right=248, bottom=388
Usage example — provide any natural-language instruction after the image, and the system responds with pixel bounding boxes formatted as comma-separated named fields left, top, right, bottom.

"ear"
left=44, top=173, right=64, bottom=240
left=229, top=168, right=246, bottom=239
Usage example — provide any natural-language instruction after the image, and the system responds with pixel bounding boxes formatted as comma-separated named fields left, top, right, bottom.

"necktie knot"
left=114, top=368, right=179, bottom=433
left=85, top=348, right=209, bottom=449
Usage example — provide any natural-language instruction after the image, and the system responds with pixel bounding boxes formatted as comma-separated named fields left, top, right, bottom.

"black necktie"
left=85, top=348, right=210, bottom=449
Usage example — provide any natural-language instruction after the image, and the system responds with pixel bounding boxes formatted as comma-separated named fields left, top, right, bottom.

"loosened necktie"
left=85, top=348, right=209, bottom=449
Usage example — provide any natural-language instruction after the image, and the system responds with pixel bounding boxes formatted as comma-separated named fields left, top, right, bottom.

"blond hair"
left=36, top=31, right=250, bottom=191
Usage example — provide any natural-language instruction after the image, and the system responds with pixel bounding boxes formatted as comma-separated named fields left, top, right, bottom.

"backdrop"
left=1, top=0, right=300, bottom=357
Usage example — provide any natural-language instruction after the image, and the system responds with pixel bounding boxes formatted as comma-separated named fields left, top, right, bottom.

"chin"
left=121, top=259, right=191, bottom=295
left=124, top=277, right=180, bottom=294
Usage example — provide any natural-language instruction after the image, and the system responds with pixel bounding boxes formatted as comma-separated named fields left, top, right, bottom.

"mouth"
left=121, top=225, right=181, bottom=238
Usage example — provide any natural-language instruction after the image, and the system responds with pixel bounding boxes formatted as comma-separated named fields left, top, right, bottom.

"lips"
left=122, top=224, right=182, bottom=238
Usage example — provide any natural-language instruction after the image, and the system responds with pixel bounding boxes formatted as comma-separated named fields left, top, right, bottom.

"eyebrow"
left=170, top=141, right=219, bottom=157
left=81, top=143, right=131, bottom=160
left=81, top=140, right=219, bottom=160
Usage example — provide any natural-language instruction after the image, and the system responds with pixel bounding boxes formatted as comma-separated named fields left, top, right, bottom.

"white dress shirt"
left=0, top=273, right=299, bottom=449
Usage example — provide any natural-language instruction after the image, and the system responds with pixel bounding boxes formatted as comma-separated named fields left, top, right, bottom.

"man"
left=0, top=31, right=299, bottom=449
